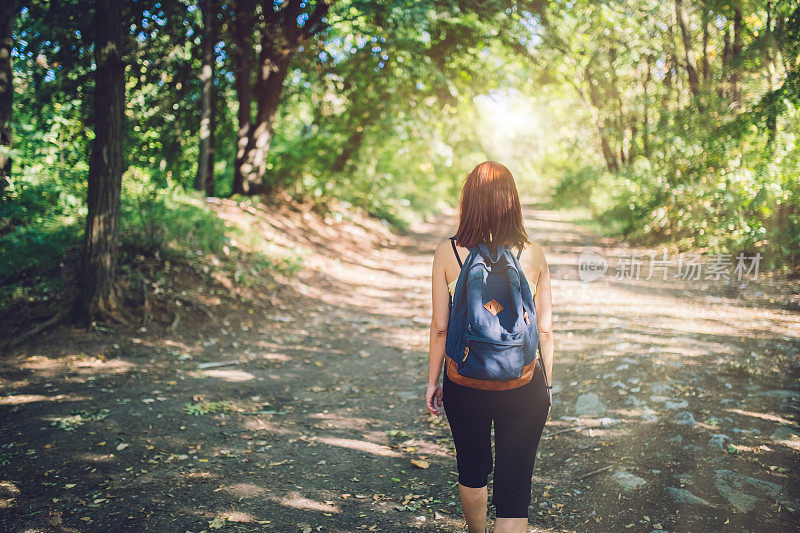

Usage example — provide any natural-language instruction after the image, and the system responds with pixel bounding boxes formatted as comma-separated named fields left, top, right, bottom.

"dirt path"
left=1, top=205, right=799, bottom=532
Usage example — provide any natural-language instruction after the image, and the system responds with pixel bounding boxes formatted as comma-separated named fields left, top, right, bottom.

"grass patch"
left=50, top=407, right=111, bottom=431
left=182, top=400, right=235, bottom=416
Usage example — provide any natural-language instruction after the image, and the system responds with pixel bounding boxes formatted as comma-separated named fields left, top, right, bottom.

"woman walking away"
left=426, top=161, right=554, bottom=533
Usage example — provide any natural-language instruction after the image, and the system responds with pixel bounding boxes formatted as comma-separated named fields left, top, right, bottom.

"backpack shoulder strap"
left=449, top=235, right=463, bottom=268
left=516, top=246, right=522, bottom=260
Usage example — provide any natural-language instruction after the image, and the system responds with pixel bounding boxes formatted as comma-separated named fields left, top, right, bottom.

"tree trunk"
left=232, top=0, right=332, bottom=195
left=765, top=1, right=777, bottom=145
left=194, top=0, right=217, bottom=196
left=701, top=6, right=711, bottom=83
left=720, top=25, right=731, bottom=98
left=642, top=59, right=651, bottom=158
left=231, top=0, right=253, bottom=195
left=76, top=0, right=126, bottom=324
left=730, top=8, right=743, bottom=105
left=663, top=22, right=677, bottom=107
left=616, top=91, right=627, bottom=164
left=332, top=128, right=365, bottom=173
left=675, top=0, right=701, bottom=97
left=235, top=50, right=293, bottom=195
left=0, top=0, right=15, bottom=197
left=584, top=67, right=619, bottom=172
left=722, top=25, right=730, bottom=68
left=765, top=0, right=774, bottom=92
left=599, top=134, right=618, bottom=172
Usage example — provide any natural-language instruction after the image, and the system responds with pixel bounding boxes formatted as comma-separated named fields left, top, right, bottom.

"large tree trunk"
left=76, top=0, right=126, bottom=324
left=232, top=0, right=332, bottom=195
left=235, top=50, right=293, bottom=194
left=0, top=0, right=15, bottom=197
left=231, top=0, right=254, bottom=195
left=675, top=0, right=701, bottom=97
left=194, top=0, right=217, bottom=196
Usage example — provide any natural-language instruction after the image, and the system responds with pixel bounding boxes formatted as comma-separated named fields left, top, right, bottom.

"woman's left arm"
left=532, top=243, right=553, bottom=410
left=426, top=243, right=450, bottom=416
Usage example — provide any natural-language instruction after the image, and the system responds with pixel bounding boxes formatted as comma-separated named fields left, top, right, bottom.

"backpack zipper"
left=462, top=346, right=469, bottom=362
left=464, top=333, right=524, bottom=346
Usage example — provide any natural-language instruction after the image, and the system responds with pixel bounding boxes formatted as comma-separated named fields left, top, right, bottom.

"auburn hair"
left=454, top=161, right=530, bottom=251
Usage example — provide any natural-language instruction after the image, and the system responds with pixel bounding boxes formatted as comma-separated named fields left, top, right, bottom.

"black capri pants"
left=442, top=359, right=550, bottom=518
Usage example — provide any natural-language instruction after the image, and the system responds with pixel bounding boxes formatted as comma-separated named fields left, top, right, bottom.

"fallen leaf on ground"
left=411, top=458, right=429, bottom=469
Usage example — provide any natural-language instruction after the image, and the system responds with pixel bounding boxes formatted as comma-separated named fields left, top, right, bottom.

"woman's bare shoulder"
left=433, top=238, right=456, bottom=266
left=434, top=238, right=453, bottom=256
left=528, top=240, right=547, bottom=258
left=523, top=240, right=549, bottom=272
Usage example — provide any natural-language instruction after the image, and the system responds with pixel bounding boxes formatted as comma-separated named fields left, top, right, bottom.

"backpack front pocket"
left=459, top=330, right=526, bottom=381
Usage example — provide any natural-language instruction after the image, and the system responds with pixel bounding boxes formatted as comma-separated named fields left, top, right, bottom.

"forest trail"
left=1, top=204, right=799, bottom=532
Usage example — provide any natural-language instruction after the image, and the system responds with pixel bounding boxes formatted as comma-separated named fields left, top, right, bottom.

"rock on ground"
left=575, top=392, right=607, bottom=416
left=759, top=390, right=800, bottom=401
left=770, top=426, right=799, bottom=442
left=664, top=399, right=689, bottom=409
left=612, top=470, right=647, bottom=491
left=714, top=469, right=782, bottom=513
left=666, top=487, right=713, bottom=506
left=708, top=433, right=731, bottom=449
left=673, top=411, right=696, bottom=426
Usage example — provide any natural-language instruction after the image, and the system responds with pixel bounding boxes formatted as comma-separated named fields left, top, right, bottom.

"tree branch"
left=301, top=0, right=333, bottom=39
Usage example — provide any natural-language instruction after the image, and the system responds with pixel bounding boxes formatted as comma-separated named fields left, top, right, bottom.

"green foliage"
left=7, top=0, right=523, bottom=233
left=386, top=428, right=413, bottom=440
left=182, top=400, right=234, bottom=416
left=0, top=180, right=84, bottom=286
left=256, top=0, right=516, bottom=224
left=5, top=0, right=800, bottom=294
left=551, top=166, right=603, bottom=210
left=0, top=168, right=233, bottom=312
left=0, top=168, right=230, bottom=276
left=555, top=102, right=800, bottom=267
left=251, top=247, right=305, bottom=277
left=542, top=0, right=800, bottom=268
left=0, top=451, right=17, bottom=466
left=119, top=169, right=229, bottom=261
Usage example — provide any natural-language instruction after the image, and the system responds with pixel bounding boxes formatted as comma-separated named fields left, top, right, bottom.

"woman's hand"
left=426, top=383, right=443, bottom=416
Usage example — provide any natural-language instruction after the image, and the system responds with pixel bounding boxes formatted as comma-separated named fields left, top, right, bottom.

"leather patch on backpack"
left=484, top=299, right=503, bottom=316
left=446, top=357, right=535, bottom=390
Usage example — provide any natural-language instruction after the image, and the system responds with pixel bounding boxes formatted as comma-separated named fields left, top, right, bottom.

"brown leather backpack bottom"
left=446, top=356, right=536, bottom=390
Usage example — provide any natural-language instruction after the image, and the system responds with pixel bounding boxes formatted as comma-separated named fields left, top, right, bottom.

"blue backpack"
left=445, top=235, right=549, bottom=394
